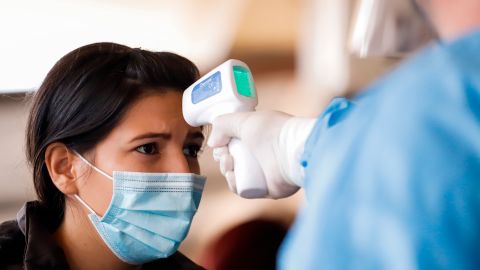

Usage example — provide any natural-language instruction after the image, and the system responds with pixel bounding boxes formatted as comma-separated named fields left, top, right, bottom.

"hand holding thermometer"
left=182, top=59, right=267, bottom=198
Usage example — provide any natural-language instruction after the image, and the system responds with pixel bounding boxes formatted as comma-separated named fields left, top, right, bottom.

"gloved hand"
left=208, top=111, right=316, bottom=199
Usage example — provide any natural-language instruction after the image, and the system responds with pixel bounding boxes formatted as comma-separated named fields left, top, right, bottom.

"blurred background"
left=0, top=0, right=401, bottom=268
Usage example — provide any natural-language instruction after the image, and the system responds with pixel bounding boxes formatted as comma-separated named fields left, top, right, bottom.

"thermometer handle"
left=228, top=138, right=268, bottom=198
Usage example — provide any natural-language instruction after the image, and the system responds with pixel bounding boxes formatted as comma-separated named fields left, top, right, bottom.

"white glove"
left=208, top=111, right=316, bottom=199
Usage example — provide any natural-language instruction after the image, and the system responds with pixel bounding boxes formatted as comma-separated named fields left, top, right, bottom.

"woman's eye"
left=183, top=144, right=202, bottom=158
left=136, top=143, right=158, bottom=155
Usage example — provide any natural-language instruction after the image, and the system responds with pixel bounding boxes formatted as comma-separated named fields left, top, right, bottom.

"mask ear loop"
left=73, top=151, right=114, bottom=180
left=70, top=150, right=114, bottom=216
left=73, top=194, right=97, bottom=215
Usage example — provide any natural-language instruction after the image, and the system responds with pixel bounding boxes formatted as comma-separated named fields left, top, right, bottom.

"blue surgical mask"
left=73, top=152, right=206, bottom=265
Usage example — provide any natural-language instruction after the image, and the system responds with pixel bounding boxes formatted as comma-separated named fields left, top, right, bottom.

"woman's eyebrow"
left=129, top=132, right=171, bottom=143
left=187, top=131, right=205, bottom=140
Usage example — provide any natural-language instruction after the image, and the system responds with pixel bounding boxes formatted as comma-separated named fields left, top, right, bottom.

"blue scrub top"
left=279, top=30, right=480, bottom=269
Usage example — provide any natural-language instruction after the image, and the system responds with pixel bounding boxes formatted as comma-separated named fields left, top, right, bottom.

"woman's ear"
left=44, top=142, right=80, bottom=195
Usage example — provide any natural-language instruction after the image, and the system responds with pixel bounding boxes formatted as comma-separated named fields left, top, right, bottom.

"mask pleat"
left=111, top=189, right=202, bottom=212
left=97, top=219, right=177, bottom=262
left=106, top=206, right=192, bottom=240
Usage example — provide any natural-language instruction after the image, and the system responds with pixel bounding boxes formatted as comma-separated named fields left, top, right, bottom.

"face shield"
left=349, top=0, right=438, bottom=58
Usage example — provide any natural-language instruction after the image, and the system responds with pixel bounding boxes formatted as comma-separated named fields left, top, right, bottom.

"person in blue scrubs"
left=208, top=0, right=480, bottom=268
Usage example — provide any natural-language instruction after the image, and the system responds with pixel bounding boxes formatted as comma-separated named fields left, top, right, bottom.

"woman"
left=0, top=42, right=206, bottom=269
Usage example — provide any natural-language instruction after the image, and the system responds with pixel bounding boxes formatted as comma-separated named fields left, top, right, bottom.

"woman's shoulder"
left=143, top=251, right=205, bottom=270
left=0, top=219, right=25, bottom=267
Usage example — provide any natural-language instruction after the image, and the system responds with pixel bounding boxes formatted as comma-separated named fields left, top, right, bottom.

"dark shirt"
left=0, top=201, right=205, bottom=270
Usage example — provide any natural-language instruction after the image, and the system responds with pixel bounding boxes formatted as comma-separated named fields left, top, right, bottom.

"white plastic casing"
left=182, top=59, right=257, bottom=126
left=182, top=59, right=267, bottom=198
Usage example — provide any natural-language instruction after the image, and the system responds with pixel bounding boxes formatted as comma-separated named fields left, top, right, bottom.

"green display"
left=233, top=66, right=255, bottom=97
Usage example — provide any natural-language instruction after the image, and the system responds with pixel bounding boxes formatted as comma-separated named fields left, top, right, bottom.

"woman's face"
left=75, top=90, right=204, bottom=215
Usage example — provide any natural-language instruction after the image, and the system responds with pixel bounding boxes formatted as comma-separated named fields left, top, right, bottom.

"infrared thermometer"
left=182, top=59, right=267, bottom=198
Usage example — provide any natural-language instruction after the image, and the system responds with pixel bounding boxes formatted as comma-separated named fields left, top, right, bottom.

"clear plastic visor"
left=349, top=0, right=437, bottom=58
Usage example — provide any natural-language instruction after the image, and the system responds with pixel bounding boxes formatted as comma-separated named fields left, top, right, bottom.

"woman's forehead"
left=109, top=91, right=202, bottom=138
left=127, top=91, right=183, bottom=117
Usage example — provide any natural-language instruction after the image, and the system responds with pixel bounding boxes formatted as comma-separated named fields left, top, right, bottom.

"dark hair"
left=26, top=42, right=199, bottom=226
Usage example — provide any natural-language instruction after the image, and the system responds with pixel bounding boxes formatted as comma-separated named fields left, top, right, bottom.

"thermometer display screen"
left=233, top=66, right=255, bottom=98
left=191, top=71, right=222, bottom=104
